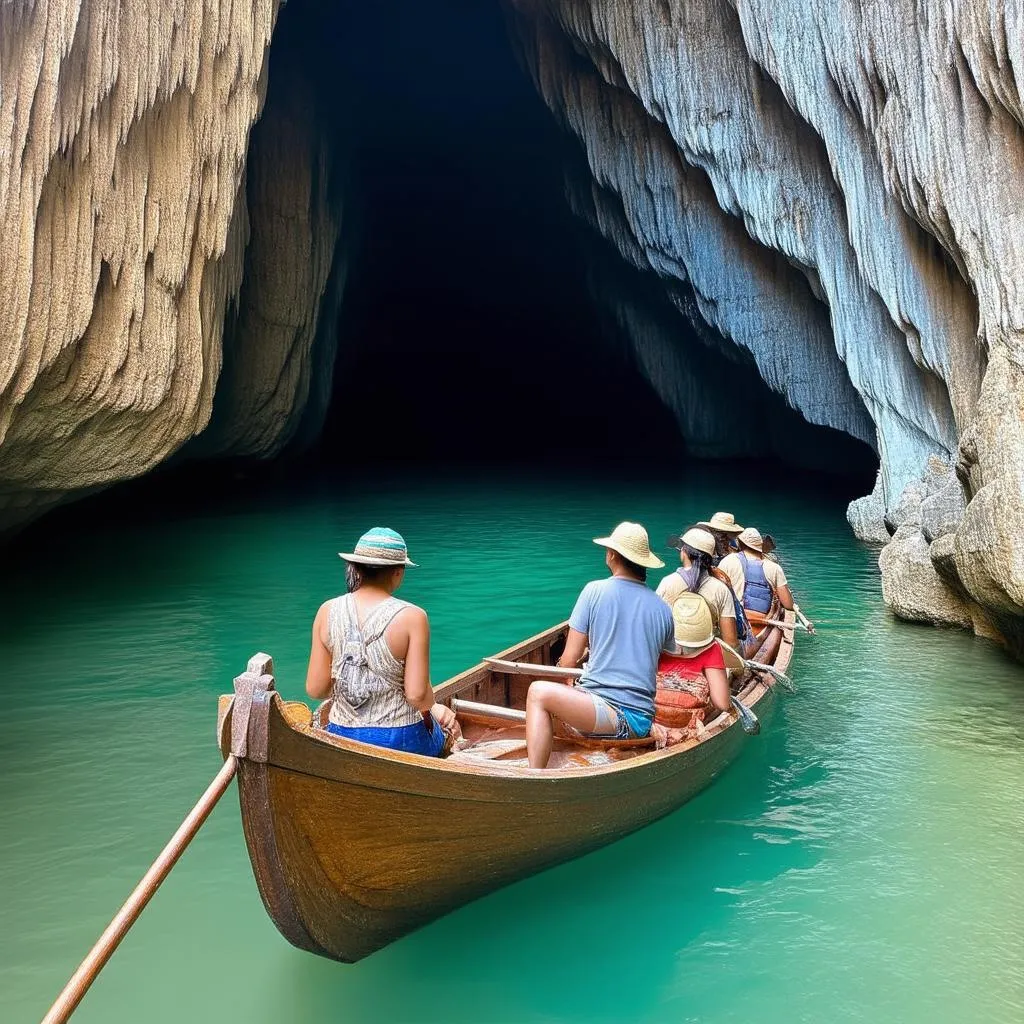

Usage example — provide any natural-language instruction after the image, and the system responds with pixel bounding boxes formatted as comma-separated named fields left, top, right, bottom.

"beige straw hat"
left=672, top=592, right=715, bottom=650
left=338, top=527, right=417, bottom=567
left=593, top=521, right=665, bottom=569
left=697, top=511, right=744, bottom=534
left=737, top=527, right=764, bottom=554
left=679, top=527, right=716, bottom=557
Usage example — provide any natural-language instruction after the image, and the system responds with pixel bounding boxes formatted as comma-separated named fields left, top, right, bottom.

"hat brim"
left=674, top=636, right=715, bottom=651
left=338, top=552, right=417, bottom=567
left=696, top=520, right=744, bottom=534
left=593, top=537, right=665, bottom=569
left=738, top=540, right=763, bottom=554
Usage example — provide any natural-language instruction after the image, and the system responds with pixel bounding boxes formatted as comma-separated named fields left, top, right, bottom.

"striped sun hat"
left=338, top=527, right=417, bottom=567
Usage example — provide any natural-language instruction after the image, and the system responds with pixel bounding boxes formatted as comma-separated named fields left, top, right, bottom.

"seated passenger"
left=719, top=527, right=812, bottom=629
left=655, top=592, right=731, bottom=722
left=696, top=511, right=745, bottom=564
left=305, top=527, right=460, bottom=756
left=656, top=527, right=751, bottom=655
left=525, top=522, right=674, bottom=769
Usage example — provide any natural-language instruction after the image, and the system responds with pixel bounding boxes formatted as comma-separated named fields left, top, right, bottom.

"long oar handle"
left=762, top=617, right=809, bottom=632
left=483, top=658, right=583, bottom=680
left=42, top=756, right=239, bottom=1024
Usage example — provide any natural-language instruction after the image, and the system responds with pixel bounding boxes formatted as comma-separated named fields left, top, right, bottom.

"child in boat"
left=304, top=527, right=461, bottom=756
left=653, top=593, right=731, bottom=744
left=524, top=522, right=674, bottom=769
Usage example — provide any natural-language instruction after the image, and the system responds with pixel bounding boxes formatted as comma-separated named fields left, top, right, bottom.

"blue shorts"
left=326, top=717, right=447, bottom=757
left=586, top=694, right=653, bottom=739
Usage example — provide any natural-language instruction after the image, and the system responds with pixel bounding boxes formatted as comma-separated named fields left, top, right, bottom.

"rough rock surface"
left=879, top=526, right=972, bottom=629
left=505, top=0, right=1024, bottom=654
left=0, top=0, right=280, bottom=528
left=0, top=0, right=348, bottom=530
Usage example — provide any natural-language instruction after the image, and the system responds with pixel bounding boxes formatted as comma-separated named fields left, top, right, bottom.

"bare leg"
left=525, top=681, right=600, bottom=769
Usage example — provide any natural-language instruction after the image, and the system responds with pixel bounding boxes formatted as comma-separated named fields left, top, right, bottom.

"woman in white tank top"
left=305, top=527, right=460, bottom=756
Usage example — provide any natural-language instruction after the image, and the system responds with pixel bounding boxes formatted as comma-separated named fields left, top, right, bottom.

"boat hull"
left=219, top=617, right=791, bottom=962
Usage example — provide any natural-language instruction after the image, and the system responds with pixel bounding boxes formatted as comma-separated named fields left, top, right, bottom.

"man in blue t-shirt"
left=525, top=521, right=675, bottom=768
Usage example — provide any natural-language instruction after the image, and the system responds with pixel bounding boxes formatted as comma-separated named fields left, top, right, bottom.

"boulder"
left=847, top=473, right=890, bottom=543
left=879, top=526, right=972, bottom=629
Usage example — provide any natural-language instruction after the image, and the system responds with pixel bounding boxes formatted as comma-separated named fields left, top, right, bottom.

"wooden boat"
left=216, top=608, right=795, bottom=963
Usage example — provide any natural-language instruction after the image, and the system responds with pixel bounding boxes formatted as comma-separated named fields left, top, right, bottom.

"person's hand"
left=432, top=704, right=457, bottom=731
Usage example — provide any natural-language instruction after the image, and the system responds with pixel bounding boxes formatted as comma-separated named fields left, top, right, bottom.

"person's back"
left=656, top=569, right=733, bottom=633
left=305, top=527, right=460, bottom=757
left=720, top=527, right=791, bottom=615
left=574, top=575, right=674, bottom=719
left=326, top=591, right=419, bottom=730
left=524, top=521, right=673, bottom=768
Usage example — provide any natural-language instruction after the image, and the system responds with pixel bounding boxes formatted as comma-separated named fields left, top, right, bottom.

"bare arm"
left=705, top=666, right=730, bottom=713
left=305, top=602, right=333, bottom=700
left=719, top=614, right=738, bottom=651
left=776, top=583, right=795, bottom=611
left=557, top=628, right=589, bottom=677
left=401, top=606, right=436, bottom=713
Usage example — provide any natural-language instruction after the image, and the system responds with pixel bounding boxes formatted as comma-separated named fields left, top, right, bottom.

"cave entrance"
left=272, top=0, right=688, bottom=471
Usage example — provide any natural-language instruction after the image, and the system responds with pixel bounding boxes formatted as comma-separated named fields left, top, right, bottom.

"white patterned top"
left=327, top=594, right=420, bottom=729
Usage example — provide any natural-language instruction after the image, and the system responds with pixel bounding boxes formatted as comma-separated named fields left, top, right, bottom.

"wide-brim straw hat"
left=737, top=526, right=764, bottom=554
left=672, top=592, right=715, bottom=650
left=677, top=527, right=716, bottom=557
left=697, top=511, right=744, bottom=535
left=594, top=521, right=664, bottom=569
left=339, top=527, right=417, bottom=567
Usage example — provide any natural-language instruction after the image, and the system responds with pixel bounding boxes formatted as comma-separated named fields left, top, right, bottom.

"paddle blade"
left=730, top=696, right=760, bottom=735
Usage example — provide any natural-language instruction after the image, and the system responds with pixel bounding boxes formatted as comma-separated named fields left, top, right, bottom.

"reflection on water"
left=1, top=468, right=1022, bottom=1023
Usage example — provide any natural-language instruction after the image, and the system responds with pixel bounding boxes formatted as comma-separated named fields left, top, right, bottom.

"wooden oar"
left=42, top=756, right=239, bottom=1024
left=483, top=658, right=583, bottom=680
left=730, top=696, right=760, bottom=734
left=793, top=604, right=816, bottom=635
left=762, top=616, right=810, bottom=633
left=719, top=642, right=797, bottom=694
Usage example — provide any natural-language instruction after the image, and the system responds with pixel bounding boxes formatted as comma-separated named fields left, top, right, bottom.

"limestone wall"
left=505, top=0, right=1024, bottom=655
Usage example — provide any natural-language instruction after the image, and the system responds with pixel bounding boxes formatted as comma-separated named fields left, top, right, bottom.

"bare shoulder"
left=395, top=602, right=429, bottom=628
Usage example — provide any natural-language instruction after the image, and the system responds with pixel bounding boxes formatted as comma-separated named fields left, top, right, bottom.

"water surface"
left=1, top=469, right=1021, bottom=1022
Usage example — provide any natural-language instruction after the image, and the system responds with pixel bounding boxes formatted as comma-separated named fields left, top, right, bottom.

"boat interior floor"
left=447, top=724, right=646, bottom=769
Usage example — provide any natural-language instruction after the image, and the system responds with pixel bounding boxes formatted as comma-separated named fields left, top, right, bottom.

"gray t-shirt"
left=569, top=576, right=675, bottom=716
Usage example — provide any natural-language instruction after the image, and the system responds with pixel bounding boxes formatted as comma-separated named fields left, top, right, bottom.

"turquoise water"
left=1, top=469, right=1022, bottom=1023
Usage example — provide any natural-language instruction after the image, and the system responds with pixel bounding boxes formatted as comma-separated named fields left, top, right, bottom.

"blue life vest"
left=739, top=553, right=773, bottom=614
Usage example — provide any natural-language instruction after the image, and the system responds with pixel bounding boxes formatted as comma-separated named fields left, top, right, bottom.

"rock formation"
left=1, top=0, right=1022, bottom=656
left=504, top=0, right=1024, bottom=656
left=0, top=0, right=348, bottom=529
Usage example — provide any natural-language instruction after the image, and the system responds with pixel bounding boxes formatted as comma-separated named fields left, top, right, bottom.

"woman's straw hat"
left=593, top=521, right=665, bottom=569
left=339, top=527, right=417, bottom=567
left=679, top=527, right=716, bottom=557
left=737, top=527, right=764, bottom=554
left=672, top=592, right=715, bottom=650
left=697, top=511, right=744, bottom=534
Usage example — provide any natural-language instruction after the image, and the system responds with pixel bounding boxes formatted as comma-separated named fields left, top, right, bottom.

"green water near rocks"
left=1, top=469, right=1022, bottom=1023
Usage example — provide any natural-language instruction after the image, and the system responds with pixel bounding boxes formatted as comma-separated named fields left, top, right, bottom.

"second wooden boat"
left=216, top=610, right=795, bottom=962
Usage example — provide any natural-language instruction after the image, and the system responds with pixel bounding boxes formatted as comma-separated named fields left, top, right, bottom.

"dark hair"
left=612, top=551, right=647, bottom=582
left=680, top=544, right=713, bottom=587
left=345, top=562, right=398, bottom=592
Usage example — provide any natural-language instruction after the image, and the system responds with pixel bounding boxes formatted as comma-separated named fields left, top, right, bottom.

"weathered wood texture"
left=219, top=616, right=794, bottom=962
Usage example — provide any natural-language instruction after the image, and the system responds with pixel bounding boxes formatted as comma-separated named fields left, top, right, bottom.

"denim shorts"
left=587, top=694, right=653, bottom=739
left=326, top=717, right=448, bottom=757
